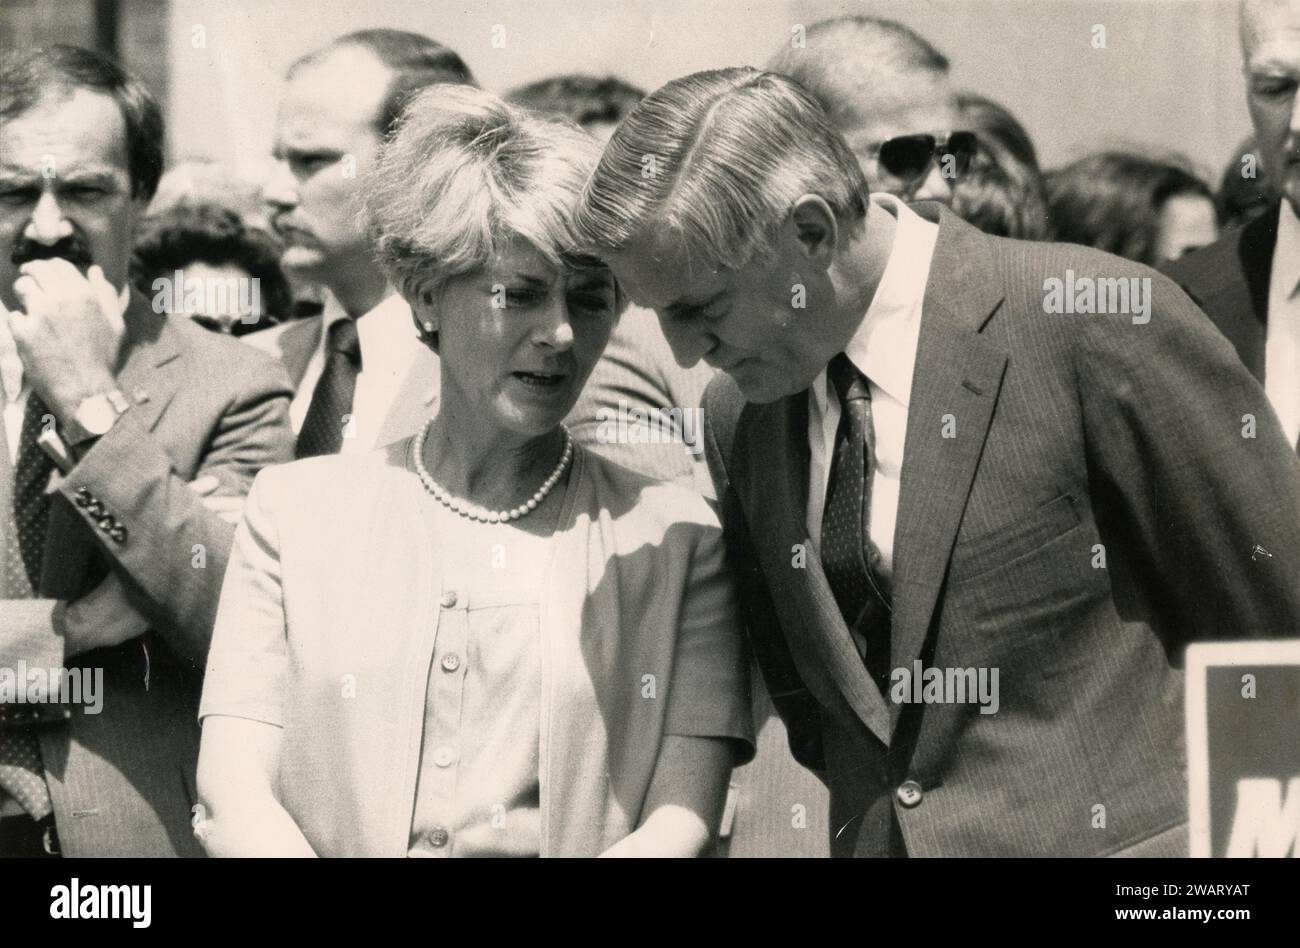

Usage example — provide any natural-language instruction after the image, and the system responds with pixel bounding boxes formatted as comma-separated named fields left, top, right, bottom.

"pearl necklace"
left=412, top=419, right=573, bottom=523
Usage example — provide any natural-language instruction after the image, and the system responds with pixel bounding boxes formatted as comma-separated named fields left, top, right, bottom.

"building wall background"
left=3, top=0, right=1252, bottom=195
left=163, top=0, right=1251, bottom=182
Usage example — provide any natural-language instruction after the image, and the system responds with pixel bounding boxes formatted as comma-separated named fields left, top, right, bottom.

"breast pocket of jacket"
left=943, top=493, right=1104, bottom=662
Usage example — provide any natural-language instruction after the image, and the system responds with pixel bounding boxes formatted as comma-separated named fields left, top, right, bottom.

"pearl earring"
left=421, top=321, right=434, bottom=332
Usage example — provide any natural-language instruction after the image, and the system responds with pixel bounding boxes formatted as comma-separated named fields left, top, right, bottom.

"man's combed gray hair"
left=366, top=84, right=602, bottom=305
left=573, top=67, right=869, bottom=271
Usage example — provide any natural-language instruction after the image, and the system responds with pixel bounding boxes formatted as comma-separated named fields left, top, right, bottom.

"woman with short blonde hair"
left=195, top=86, right=753, bottom=858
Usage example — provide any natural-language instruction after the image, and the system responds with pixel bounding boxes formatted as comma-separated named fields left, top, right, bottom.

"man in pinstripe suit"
left=0, top=46, right=294, bottom=857
left=576, top=68, right=1300, bottom=857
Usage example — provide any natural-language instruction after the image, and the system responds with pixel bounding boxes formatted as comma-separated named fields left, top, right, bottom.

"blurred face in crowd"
left=838, top=86, right=961, bottom=203
left=420, top=237, right=617, bottom=438
left=1243, top=0, right=1300, bottom=214
left=0, top=88, right=145, bottom=312
left=158, top=261, right=265, bottom=335
left=609, top=198, right=847, bottom=405
left=1155, top=193, right=1219, bottom=261
left=264, top=47, right=391, bottom=288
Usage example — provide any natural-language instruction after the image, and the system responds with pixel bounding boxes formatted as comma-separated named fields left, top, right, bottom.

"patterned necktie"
left=12, top=393, right=54, bottom=590
left=296, top=318, right=361, bottom=458
left=0, top=392, right=55, bottom=820
left=820, top=353, right=893, bottom=695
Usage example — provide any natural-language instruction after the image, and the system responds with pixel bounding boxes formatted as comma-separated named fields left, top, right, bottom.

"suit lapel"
left=749, top=393, right=893, bottom=746
left=1239, top=203, right=1278, bottom=334
left=889, top=212, right=1008, bottom=706
left=114, top=289, right=185, bottom=430
left=1172, top=204, right=1277, bottom=382
left=280, top=317, right=323, bottom=390
left=243, top=316, right=322, bottom=390
left=1231, top=204, right=1279, bottom=380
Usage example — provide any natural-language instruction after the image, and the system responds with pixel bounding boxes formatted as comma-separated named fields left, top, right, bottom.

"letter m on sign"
left=1226, top=778, right=1300, bottom=857
left=1186, top=642, right=1300, bottom=857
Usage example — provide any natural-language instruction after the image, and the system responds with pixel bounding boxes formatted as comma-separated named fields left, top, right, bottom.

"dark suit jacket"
left=1, top=291, right=294, bottom=856
left=1162, top=202, right=1279, bottom=384
left=704, top=206, right=1300, bottom=857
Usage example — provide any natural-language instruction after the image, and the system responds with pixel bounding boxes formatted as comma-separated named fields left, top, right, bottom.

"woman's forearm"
left=196, top=715, right=315, bottom=856
left=600, top=734, right=738, bottom=857
left=599, top=805, right=714, bottom=857
left=195, top=793, right=318, bottom=857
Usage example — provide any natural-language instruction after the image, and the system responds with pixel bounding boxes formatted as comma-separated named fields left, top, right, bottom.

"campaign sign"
left=1186, top=640, right=1300, bottom=857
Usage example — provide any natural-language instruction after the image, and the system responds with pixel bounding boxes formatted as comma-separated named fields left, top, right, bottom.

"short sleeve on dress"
left=662, top=516, right=756, bottom=764
left=198, top=468, right=289, bottom=728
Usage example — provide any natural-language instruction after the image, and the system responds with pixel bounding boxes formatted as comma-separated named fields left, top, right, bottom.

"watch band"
left=103, top=389, right=131, bottom=414
left=67, top=388, right=131, bottom=445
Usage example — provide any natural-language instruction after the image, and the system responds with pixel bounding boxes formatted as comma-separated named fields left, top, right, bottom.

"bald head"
left=768, top=16, right=958, bottom=202
left=1239, top=0, right=1300, bottom=213
left=287, top=29, right=475, bottom=136
left=769, top=16, right=951, bottom=126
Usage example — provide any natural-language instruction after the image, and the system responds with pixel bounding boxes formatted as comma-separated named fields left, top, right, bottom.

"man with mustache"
left=0, top=45, right=293, bottom=856
left=250, top=30, right=474, bottom=456
left=574, top=67, right=1300, bottom=857
left=1165, top=0, right=1300, bottom=454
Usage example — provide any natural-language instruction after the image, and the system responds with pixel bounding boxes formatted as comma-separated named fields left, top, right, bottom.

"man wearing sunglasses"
left=769, top=16, right=974, bottom=203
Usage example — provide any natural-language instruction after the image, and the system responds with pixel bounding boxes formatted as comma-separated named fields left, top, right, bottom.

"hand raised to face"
left=4, top=259, right=125, bottom=420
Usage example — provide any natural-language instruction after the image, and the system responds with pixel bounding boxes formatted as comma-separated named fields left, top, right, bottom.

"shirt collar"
left=0, top=316, right=20, bottom=404
left=320, top=290, right=416, bottom=367
left=814, top=194, right=939, bottom=411
left=1273, top=200, right=1300, bottom=304
left=320, top=290, right=350, bottom=333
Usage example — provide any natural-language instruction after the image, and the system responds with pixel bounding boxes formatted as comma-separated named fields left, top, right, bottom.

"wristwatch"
left=68, top=389, right=131, bottom=444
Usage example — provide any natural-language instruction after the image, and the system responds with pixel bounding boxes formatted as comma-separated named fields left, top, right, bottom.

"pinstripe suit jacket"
left=1, top=291, right=294, bottom=856
left=703, top=207, right=1300, bottom=857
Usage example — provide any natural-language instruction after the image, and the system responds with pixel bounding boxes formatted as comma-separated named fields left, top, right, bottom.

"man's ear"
left=786, top=194, right=838, bottom=268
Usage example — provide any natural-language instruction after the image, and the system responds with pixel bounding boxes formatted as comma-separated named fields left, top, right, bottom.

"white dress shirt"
left=0, top=315, right=26, bottom=464
left=289, top=291, right=420, bottom=454
left=1265, top=200, right=1300, bottom=448
left=806, top=195, right=939, bottom=580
